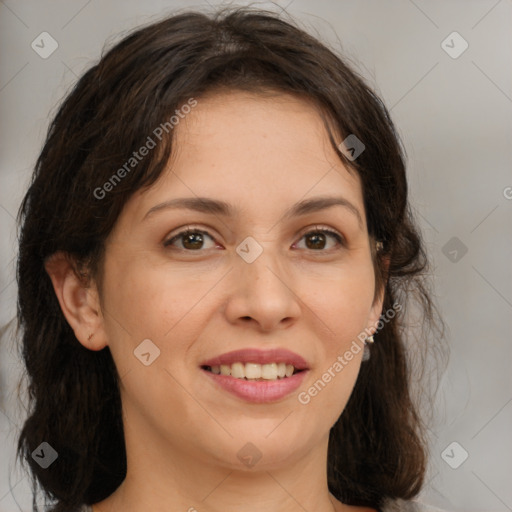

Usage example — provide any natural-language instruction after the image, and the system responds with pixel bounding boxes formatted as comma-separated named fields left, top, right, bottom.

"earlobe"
left=44, top=251, right=107, bottom=351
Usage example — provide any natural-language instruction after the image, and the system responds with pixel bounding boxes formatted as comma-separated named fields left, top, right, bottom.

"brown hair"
left=16, top=6, right=444, bottom=511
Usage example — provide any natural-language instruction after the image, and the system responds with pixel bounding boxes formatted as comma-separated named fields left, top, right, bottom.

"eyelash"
left=163, top=225, right=346, bottom=253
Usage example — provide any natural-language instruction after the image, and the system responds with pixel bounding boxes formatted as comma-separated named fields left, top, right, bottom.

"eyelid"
left=297, top=224, right=345, bottom=242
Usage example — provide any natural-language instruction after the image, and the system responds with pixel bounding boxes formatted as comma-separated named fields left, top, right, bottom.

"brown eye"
left=305, top=232, right=327, bottom=250
left=295, top=228, right=344, bottom=251
left=164, top=229, right=216, bottom=251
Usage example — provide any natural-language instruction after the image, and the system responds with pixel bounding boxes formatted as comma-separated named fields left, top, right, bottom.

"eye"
left=293, top=226, right=345, bottom=251
left=164, top=227, right=217, bottom=251
left=163, top=225, right=345, bottom=253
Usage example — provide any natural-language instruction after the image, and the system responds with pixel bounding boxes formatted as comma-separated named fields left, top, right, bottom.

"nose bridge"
left=226, top=235, right=301, bottom=330
left=240, top=244, right=283, bottom=290
left=238, top=236, right=287, bottom=295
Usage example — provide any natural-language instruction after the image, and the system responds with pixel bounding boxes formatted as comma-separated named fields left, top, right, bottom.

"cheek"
left=307, top=259, right=376, bottom=341
left=295, top=259, right=374, bottom=411
left=99, top=257, right=212, bottom=418
left=98, top=256, right=198, bottom=384
left=102, top=253, right=209, bottom=340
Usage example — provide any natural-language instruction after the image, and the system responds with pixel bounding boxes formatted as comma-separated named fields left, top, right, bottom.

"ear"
left=44, top=251, right=108, bottom=351
left=367, top=254, right=391, bottom=333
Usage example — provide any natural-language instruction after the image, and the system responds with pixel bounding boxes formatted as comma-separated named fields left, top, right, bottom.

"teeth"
left=207, top=362, right=300, bottom=380
left=231, top=362, right=245, bottom=379
left=261, top=362, right=278, bottom=380
left=245, top=363, right=261, bottom=379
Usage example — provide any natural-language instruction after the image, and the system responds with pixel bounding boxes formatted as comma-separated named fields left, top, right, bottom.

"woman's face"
left=95, top=90, right=383, bottom=471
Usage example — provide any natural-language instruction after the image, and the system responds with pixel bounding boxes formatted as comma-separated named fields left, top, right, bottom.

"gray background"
left=0, top=1, right=511, bottom=511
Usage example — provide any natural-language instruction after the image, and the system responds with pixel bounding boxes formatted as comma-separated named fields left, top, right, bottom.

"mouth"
left=199, top=348, right=310, bottom=403
left=201, top=362, right=305, bottom=381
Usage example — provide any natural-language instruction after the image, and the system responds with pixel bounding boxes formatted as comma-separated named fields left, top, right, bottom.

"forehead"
left=125, top=89, right=365, bottom=224
left=176, top=89, right=343, bottom=164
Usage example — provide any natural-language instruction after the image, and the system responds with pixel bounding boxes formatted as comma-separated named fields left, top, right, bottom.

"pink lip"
left=200, top=348, right=309, bottom=370
left=201, top=369, right=309, bottom=403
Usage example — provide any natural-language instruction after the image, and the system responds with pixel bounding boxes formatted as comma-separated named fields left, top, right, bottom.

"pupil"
left=183, top=233, right=203, bottom=250
left=306, top=233, right=325, bottom=250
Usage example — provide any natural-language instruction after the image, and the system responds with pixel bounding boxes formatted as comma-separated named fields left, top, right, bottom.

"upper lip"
left=200, top=348, right=309, bottom=370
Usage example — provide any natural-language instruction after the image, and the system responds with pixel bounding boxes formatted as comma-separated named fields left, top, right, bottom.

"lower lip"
left=201, top=369, right=308, bottom=403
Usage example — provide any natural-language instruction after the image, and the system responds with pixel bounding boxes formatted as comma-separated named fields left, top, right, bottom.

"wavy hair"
left=15, top=6, right=444, bottom=512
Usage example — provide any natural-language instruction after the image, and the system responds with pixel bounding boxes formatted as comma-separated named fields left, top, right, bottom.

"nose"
left=223, top=245, right=301, bottom=333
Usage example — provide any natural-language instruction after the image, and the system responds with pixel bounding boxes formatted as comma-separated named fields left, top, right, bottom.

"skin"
left=46, top=90, right=384, bottom=512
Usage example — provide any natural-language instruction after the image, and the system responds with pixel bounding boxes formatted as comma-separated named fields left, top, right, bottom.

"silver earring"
left=362, top=335, right=374, bottom=362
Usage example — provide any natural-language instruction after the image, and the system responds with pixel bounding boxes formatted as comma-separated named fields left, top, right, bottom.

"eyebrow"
left=143, top=195, right=363, bottom=228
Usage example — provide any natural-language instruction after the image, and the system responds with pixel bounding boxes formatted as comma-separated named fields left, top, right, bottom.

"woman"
left=16, top=6, right=443, bottom=512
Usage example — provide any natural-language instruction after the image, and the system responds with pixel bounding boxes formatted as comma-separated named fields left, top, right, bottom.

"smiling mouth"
left=201, top=362, right=304, bottom=381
